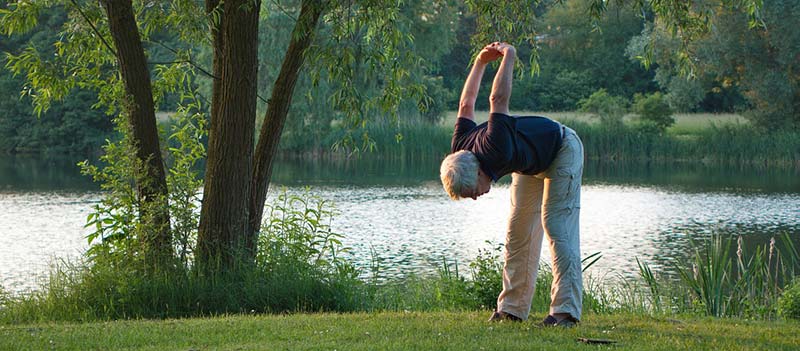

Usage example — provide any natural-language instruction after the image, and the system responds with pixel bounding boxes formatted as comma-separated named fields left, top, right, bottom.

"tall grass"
left=632, top=233, right=800, bottom=319
left=279, top=121, right=452, bottom=160
left=281, top=115, right=799, bottom=167
left=569, top=121, right=799, bottom=166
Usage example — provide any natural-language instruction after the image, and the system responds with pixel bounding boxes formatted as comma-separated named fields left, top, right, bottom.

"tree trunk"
left=196, top=0, right=261, bottom=271
left=248, top=0, right=325, bottom=247
left=101, top=0, right=172, bottom=266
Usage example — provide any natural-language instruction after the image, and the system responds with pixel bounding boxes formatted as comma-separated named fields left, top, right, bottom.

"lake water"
left=1, top=155, right=798, bottom=294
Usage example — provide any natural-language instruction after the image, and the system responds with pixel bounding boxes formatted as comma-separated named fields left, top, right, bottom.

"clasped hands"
left=476, top=42, right=516, bottom=64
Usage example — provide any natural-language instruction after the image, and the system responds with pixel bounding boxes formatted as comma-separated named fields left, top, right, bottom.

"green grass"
left=1, top=311, right=798, bottom=350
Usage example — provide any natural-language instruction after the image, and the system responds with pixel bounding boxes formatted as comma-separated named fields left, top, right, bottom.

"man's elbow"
left=458, top=101, right=475, bottom=110
left=458, top=101, right=475, bottom=113
left=490, top=94, right=509, bottom=108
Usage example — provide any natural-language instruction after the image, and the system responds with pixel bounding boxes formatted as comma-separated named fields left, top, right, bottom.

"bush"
left=578, top=88, right=627, bottom=127
left=468, top=242, right=504, bottom=309
left=632, top=92, right=675, bottom=133
left=778, top=279, right=800, bottom=320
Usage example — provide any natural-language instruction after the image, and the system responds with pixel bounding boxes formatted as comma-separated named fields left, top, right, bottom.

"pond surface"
left=1, top=155, right=798, bottom=294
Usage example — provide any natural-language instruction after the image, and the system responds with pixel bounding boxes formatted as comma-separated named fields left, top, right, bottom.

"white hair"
left=440, top=150, right=479, bottom=200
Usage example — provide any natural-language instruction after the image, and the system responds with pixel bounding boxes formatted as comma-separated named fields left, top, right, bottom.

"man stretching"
left=439, top=42, right=584, bottom=327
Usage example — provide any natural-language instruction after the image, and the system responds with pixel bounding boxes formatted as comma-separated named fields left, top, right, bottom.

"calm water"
left=1, top=155, right=798, bottom=294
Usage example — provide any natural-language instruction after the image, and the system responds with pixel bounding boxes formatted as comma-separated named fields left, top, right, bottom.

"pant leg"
left=496, top=172, right=544, bottom=320
left=541, top=127, right=584, bottom=321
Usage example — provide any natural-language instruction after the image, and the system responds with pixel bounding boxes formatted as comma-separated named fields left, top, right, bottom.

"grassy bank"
left=2, top=311, right=798, bottom=350
left=283, top=112, right=798, bottom=167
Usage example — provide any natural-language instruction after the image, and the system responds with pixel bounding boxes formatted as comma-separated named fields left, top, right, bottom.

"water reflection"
left=0, top=156, right=97, bottom=191
left=2, top=154, right=797, bottom=192
left=270, top=155, right=800, bottom=193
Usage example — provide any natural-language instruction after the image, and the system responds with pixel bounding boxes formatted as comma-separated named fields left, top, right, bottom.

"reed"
left=280, top=117, right=799, bottom=167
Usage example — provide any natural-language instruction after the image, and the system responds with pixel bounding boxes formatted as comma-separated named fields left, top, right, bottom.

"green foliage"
left=632, top=92, right=675, bottom=134
left=0, top=189, right=365, bottom=322
left=417, top=76, right=448, bottom=124
left=465, top=0, right=540, bottom=74
left=668, top=234, right=800, bottom=318
left=165, top=94, right=207, bottom=268
left=467, top=242, right=504, bottom=309
left=259, top=190, right=355, bottom=279
left=578, top=89, right=627, bottom=127
left=652, top=68, right=706, bottom=112
left=778, top=279, right=800, bottom=320
left=0, top=5, right=113, bottom=155
left=78, top=85, right=206, bottom=270
left=635, top=1, right=800, bottom=129
left=528, top=70, right=597, bottom=111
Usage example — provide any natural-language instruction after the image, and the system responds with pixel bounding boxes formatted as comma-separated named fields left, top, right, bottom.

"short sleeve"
left=485, top=113, right=514, bottom=158
left=451, top=117, right=477, bottom=152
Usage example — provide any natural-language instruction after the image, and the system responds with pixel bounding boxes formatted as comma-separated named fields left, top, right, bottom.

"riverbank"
left=277, top=112, right=799, bottom=167
left=2, top=311, right=798, bottom=350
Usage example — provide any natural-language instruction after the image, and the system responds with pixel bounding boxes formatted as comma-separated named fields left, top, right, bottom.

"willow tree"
left=0, top=0, right=765, bottom=272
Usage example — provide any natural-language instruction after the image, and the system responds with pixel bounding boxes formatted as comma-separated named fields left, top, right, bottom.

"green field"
left=2, top=312, right=797, bottom=350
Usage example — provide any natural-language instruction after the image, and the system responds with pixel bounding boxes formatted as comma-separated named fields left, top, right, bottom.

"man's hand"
left=476, top=43, right=502, bottom=64
left=494, top=42, right=516, bottom=57
left=476, top=42, right=516, bottom=64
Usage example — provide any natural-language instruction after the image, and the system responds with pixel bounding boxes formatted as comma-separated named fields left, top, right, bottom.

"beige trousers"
left=496, top=127, right=584, bottom=321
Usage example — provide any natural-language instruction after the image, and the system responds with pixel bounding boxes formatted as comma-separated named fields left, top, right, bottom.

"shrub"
left=578, top=89, right=627, bottom=128
left=632, top=92, right=675, bottom=133
left=778, top=279, right=800, bottom=320
left=468, top=242, right=504, bottom=309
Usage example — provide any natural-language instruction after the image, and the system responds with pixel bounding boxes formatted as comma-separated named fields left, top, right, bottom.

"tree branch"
left=146, top=39, right=269, bottom=105
left=68, top=0, right=117, bottom=57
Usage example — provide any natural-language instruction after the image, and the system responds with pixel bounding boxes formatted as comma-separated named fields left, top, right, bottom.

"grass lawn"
left=441, top=111, right=747, bottom=133
left=2, top=312, right=797, bottom=350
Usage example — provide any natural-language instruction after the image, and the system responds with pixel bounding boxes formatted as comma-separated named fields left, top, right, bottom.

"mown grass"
left=2, top=311, right=798, bottom=350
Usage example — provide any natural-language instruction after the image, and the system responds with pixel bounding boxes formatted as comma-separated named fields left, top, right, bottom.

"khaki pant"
left=496, top=127, right=584, bottom=321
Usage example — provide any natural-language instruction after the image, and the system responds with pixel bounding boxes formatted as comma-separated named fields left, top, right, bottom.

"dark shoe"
left=488, top=310, right=522, bottom=322
left=539, top=314, right=579, bottom=328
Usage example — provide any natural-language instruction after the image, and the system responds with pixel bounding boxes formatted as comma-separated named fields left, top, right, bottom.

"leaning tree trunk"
left=102, top=0, right=172, bottom=266
left=196, top=0, right=261, bottom=271
left=248, top=0, right=325, bottom=251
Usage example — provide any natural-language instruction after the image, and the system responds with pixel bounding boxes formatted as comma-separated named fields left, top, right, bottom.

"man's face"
left=463, top=168, right=492, bottom=200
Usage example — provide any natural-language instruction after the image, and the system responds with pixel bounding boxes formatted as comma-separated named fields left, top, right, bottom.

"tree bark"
left=101, top=0, right=172, bottom=266
left=248, top=0, right=324, bottom=248
left=196, top=0, right=261, bottom=271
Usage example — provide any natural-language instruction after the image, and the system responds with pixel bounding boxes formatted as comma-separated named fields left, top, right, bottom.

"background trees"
left=0, top=0, right=783, bottom=276
left=3, top=1, right=794, bottom=157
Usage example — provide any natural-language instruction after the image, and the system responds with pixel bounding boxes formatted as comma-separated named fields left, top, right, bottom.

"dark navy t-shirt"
left=450, top=113, right=563, bottom=181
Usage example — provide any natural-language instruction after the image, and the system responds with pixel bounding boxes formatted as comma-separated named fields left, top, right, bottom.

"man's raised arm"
left=489, top=43, right=516, bottom=116
left=458, top=43, right=502, bottom=121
